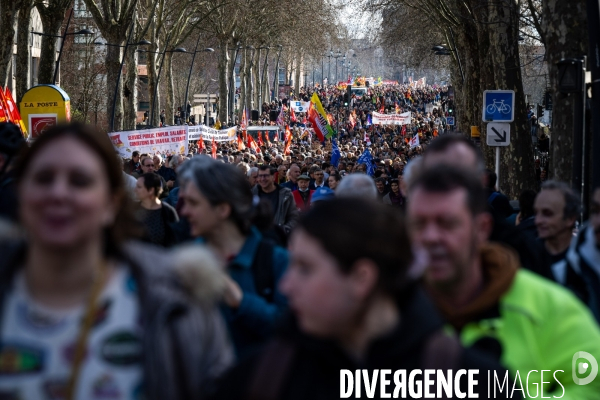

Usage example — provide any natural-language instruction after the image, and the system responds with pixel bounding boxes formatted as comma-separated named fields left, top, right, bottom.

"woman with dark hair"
left=178, top=155, right=289, bottom=357
left=327, top=172, right=341, bottom=191
left=0, top=123, right=233, bottom=399
left=383, top=177, right=405, bottom=209
left=211, top=198, right=510, bottom=400
left=134, top=172, right=179, bottom=247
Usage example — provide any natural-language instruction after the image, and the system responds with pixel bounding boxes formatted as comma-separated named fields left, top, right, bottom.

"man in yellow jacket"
left=407, top=165, right=600, bottom=399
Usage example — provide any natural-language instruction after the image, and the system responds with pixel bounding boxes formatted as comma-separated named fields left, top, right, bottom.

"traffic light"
left=447, top=101, right=454, bottom=116
left=537, top=104, right=544, bottom=119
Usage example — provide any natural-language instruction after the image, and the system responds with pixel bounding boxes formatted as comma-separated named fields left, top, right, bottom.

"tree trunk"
left=37, top=3, right=70, bottom=85
left=253, top=48, right=260, bottom=109
left=245, top=49, right=253, bottom=114
left=294, top=53, right=301, bottom=95
left=123, top=43, right=138, bottom=130
left=218, top=41, right=229, bottom=124
left=147, top=35, right=159, bottom=126
left=239, top=46, right=246, bottom=119
left=0, top=0, right=20, bottom=86
left=541, top=0, right=588, bottom=182
left=165, top=51, right=174, bottom=125
left=105, top=36, right=124, bottom=131
left=16, top=2, right=33, bottom=101
left=486, top=0, right=535, bottom=198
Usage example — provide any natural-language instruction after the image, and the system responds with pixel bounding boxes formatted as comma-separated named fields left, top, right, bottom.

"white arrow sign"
left=486, top=122, right=510, bottom=147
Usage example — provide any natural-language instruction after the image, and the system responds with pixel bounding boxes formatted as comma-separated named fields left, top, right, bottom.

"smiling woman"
left=0, top=123, right=233, bottom=400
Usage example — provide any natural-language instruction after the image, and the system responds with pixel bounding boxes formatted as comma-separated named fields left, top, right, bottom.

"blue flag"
left=331, top=139, right=341, bottom=167
left=357, top=148, right=375, bottom=176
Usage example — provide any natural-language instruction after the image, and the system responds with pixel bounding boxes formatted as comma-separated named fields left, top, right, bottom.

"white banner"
left=188, top=125, right=237, bottom=142
left=290, top=101, right=311, bottom=113
left=110, top=126, right=188, bottom=158
left=372, top=111, right=412, bottom=126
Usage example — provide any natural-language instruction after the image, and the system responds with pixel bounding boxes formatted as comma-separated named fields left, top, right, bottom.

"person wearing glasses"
left=252, top=165, right=298, bottom=235
left=137, top=157, right=169, bottom=199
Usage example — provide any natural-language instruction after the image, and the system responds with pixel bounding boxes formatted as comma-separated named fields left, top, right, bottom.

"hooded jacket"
left=429, top=243, right=600, bottom=400
left=211, top=288, right=511, bottom=400
left=0, top=240, right=234, bottom=400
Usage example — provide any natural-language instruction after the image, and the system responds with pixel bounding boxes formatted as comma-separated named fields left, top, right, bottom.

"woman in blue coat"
left=178, top=156, right=288, bottom=358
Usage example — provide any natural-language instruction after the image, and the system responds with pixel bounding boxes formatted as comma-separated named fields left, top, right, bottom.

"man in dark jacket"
left=252, top=165, right=299, bottom=234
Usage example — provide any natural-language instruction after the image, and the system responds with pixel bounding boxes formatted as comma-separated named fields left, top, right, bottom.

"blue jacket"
left=218, top=228, right=289, bottom=357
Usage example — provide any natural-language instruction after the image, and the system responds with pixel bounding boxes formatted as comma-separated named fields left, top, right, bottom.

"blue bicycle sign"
left=482, top=90, right=515, bottom=122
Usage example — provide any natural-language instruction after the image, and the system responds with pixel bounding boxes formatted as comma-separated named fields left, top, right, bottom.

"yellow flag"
left=215, top=119, right=222, bottom=130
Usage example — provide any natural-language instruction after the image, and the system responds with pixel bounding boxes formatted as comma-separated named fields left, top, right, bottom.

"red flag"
left=307, top=104, right=325, bottom=142
left=4, top=88, right=27, bottom=136
left=211, top=137, right=217, bottom=159
left=0, top=90, right=12, bottom=123
left=265, top=132, right=272, bottom=147
left=0, top=91, right=9, bottom=123
left=401, top=125, right=407, bottom=136
left=257, top=132, right=264, bottom=147
left=248, top=136, right=261, bottom=153
left=197, top=137, right=205, bottom=151
left=237, top=135, right=246, bottom=150
left=379, top=103, right=385, bottom=113
left=290, top=107, right=297, bottom=123
left=273, top=131, right=279, bottom=142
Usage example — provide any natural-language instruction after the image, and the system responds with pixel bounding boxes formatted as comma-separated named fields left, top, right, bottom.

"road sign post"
left=486, top=122, right=510, bottom=193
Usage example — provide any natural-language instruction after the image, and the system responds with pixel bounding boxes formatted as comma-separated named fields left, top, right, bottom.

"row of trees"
left=362, top=0, right=588, bottom=198
left=0, top=0, right=342, bottom=131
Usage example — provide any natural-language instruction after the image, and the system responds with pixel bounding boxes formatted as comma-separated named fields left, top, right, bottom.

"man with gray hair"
left=335, top=174, right=377, bottom=200
left=534, top=180, right=581, bottom=282
left=247, top=166, right=258, bottom=188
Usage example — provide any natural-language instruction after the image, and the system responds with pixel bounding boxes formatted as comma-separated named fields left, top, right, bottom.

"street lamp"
left=148, top=41, right=187, bottom=126
left=31, top=9, right=93, bottom=85
left=182, top=42, right=214, bottom=124
left=431, top=42, right=464, bottom=83
left=333, top=50, right=342, bottom=83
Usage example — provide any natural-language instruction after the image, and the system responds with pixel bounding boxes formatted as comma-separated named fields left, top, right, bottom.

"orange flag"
left=284, top=125, right=292, bottom=155
left=237, top=135, right=245, bottom=151
left=211, top=137, right=217, bottom=159
left=197, top=137, right=205, bottom=151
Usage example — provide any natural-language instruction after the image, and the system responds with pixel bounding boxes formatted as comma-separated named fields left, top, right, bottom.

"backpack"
left=251, top=239, right=276, bottom=303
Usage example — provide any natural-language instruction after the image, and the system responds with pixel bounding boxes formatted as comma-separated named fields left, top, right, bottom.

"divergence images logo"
left=572, top=351, right=598, bottom=385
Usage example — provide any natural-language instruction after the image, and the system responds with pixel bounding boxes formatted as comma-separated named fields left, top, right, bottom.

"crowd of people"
left=0, top=80, right=598, bottom=399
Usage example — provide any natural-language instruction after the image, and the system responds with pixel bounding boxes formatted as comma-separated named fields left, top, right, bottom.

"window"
left=74, top=0, right=92, bottom=18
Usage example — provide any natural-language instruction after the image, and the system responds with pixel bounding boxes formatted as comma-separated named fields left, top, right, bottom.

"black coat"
left=211, top=288, right=513, bottom=400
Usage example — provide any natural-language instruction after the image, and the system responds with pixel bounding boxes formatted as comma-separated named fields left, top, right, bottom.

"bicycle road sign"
left=446, top=117, right=455, bottom=126
left=482, top=90, right=515, bottom=122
